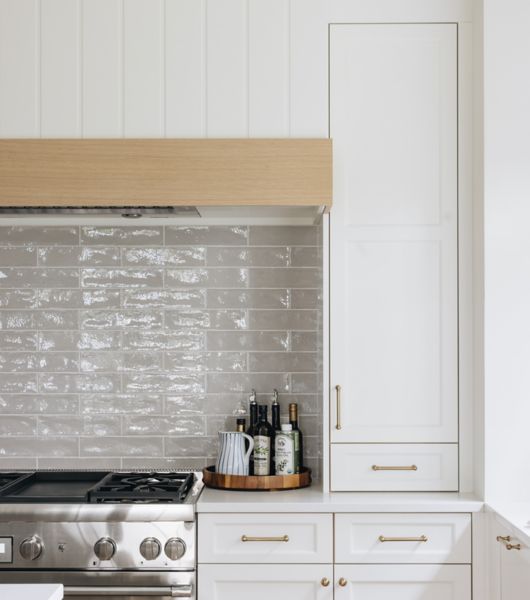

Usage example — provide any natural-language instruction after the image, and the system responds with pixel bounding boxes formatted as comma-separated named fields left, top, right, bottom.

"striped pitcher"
left=216, top=431, right=254, bottom=476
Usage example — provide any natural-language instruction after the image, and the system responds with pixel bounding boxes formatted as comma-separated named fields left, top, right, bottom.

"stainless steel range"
left=0, top=470, right=203, bottom=599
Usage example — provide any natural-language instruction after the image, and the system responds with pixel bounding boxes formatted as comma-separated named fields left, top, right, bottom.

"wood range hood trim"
left=0, top=139, right=332, bottom=214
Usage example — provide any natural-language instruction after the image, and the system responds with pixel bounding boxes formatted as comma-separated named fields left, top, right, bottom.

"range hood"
left=0, top=139, right=332, bottom=224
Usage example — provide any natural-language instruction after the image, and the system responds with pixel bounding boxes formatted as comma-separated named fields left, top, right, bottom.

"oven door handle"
left=64, top=584, right=193, bottom=597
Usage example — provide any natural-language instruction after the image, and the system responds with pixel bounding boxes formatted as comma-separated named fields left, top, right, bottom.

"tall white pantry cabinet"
left=329, top=24, right=460, bottom=492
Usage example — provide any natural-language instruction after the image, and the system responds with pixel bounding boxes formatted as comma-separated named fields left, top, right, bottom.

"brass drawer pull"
left=379, top=535, right=428, bottom=543
left=372, top=465, right=418, bottom=471
left=497, top=535, right=521, bottom=551
left=338, top=578, right=348, bottom=587
left=320, top=578, right=330, bottom=587
left=335, top=385, right=342, bottom=430
left=241, top=535, right=289, bottom=543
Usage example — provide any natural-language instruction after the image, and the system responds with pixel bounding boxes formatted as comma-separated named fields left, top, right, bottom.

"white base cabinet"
left=198, top=564, right=333, bottom=600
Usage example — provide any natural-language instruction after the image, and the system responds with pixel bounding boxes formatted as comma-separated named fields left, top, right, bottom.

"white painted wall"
left=483, top=0, right=530, bottom=502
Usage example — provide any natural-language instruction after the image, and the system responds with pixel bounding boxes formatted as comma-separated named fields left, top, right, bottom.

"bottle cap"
left=236, top=418, right=246, bottom=425
left=281, top=424, right=292, bottom=432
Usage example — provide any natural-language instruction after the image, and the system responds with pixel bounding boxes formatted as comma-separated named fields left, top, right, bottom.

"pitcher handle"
left=242, top=433, right=254, bottom=465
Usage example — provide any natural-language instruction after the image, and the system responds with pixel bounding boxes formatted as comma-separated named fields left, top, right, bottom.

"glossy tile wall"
left=0, top=225, right=322, bottom=475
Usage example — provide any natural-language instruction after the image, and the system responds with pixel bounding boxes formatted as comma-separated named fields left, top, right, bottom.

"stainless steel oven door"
left=0, top=570, right=194, bottom=600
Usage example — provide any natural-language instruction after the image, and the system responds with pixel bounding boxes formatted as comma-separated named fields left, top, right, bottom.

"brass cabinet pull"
left=320, top=578, right=330, bottom=587
left=335, top=385, right=342, bottom=430
left=338, top=578, right=348, bottom=587
left=241, top=535, right=289, bottom=543
left=497, top=535, right=521, bottom=551
left=379, top=535, right=428, bottom=543
left=372, top=465, right=418, bottom=471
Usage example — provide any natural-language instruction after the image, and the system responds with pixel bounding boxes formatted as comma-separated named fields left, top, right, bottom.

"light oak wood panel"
left=0, top=138, right=332, bottom=207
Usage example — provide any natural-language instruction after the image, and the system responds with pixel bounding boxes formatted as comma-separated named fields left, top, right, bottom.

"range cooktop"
left=0, top=470, right=196, bottom=504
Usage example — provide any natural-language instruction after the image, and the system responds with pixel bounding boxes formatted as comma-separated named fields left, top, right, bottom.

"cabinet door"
left=499, top=532, right=530, bottom=598
left=334, top=565, right=470, bottom=600
left=329, top=24, right=458, bottom=444
left=198, top=564, right=333, bottom=600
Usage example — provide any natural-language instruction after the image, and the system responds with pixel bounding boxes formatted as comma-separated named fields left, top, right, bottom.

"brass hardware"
left=497, top=535, right=521, bottom=551
left=379, top=535, right=428, bottom=543
left=372, top=465, right=418, bottom=471
left=241, top=535, right=289, bottom=543
left=335, top=385, right=342, bottom=430
left=338, top=578, right=348, bottom=587
left=320, top=578, right=330, bottom=587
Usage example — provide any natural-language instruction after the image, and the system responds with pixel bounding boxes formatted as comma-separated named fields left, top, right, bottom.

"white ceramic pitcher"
left=216, top=431, right=254, bottom=476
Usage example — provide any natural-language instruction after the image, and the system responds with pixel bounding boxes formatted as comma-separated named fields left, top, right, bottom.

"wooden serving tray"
left=202, top=466, right=311, bottom=491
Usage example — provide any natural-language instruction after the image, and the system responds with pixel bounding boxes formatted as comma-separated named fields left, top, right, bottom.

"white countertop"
left=487, top=501, right=530, bottom=547
left=0, top=584, right=63, bottom=600
left=197, top=486, right=484, bottom=512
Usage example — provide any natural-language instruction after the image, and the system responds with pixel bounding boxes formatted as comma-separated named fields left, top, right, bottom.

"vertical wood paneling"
left=123, top=0, right=164, bottom=136
left=165, top=0, right=205, bottom=137
left=206, top=0, right=247, bottom=137
left=40, top=0, right=81, bottom=136
left=82, top=0, right=122, bottom=137
left=248, top=0, right=290, bottom=136
left=290, top=0, right=327, bottom=136
left=0, top=0, right=39, bottom=136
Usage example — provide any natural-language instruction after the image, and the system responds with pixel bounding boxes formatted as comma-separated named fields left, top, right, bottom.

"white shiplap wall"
left=0, top=0, right=328, bottom=138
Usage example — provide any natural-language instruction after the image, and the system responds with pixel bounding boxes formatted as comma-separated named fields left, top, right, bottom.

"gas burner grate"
left=89, top=472, right=195, bottom=504
left=0, top=472, right=26, bottom=490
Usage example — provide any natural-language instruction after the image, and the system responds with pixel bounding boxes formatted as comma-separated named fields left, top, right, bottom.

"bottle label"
left=275, top=433, right=295, bottom=475
left=253, top=435, right=270, bottom=475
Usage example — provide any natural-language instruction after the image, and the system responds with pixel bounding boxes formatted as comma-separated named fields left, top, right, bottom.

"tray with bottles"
left=202, top=465, right=311, bottom=491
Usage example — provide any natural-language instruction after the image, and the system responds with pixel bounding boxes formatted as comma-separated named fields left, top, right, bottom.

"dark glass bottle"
left=289, top=403, right=303, bottom=473
left=253, top=405, right=274, bottom=476
left=236, top=418, right=246, bottom=432
left=271, top=389, right=281, bottom=432
left=247, top=390, right=258, bottom=474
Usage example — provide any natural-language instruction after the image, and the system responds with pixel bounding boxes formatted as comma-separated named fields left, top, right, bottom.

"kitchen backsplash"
left=0, top=225, right=322, bottom=476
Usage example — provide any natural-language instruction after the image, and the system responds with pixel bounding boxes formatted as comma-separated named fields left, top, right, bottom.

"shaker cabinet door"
left=329, top=24, right=458, bottom=446
left=198, top=564, right=334, bottom=600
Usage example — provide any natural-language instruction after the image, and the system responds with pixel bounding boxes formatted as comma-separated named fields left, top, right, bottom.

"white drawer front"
left=331, top=444, right=458, bottom=491
left=335, top=513, right=471, bottom=563
left=198, top=513, right=333, bottom=563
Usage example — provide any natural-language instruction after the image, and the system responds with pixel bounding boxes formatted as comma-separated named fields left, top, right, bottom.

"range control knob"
left=140, top=537, right=161, bottom=560
left=94, top=537, right=116, bottom=561
left=19, top=536, right=43, bottom=561
left=164, top=537, right=186, bottom=560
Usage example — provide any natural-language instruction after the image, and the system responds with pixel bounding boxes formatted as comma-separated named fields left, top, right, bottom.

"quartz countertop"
left=197, top=486, right=484, bottom=513
left=0, top=584, right=63, bottom=600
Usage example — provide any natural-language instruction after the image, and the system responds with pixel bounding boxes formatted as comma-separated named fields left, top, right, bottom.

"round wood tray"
left=202, top=466, right=311, bottom=491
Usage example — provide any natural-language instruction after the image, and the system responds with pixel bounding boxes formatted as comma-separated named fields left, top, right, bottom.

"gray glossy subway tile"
left=0, top=290, right=38, bottom=309
left=164, top=395, right=207, bottom=415
left=81, top=226, right=163, bottom=245
left=80, top=309, right=163, bottom=330
left=165, top=226, right=248, bottom=246
left=0, top=268, right=79, bottom=288
left=123, top=373, right=205, bottom=394
left=122, top=289, right=206, bottom=308
left=206, top=247, right=290, bottom=267
left=81, top=268, right=163, bottom=288
left=0, top=332, right=38, bottom=351
left=206, top=373, right=290, bottom=394
left=39, top=415, right=121, bottom=436
left=0, top=416, right=37, bottom=436
left=0, top=226, right=79, bottom=246
left=123, top=247, right=205, bottom=266
left=38, top=247, right=121, bottom=266
left=39, top=374, right=121, bottom=394
left=34, top=310, right=79, bottom=330
left=80, top=436, right=163, bottom=457
left=0, top=311, right=33, bottom=330
left=0, top=395, right=79, bottom=414
left=207, top=289, right=290, bottom=309
left=206, top=331, right=289, bottom=351
left=37, top=353, right=79, bottom=372
left=206, top=415, right=239, bottom=436
left=249, top=310, right=318, bottom=331
left=164, top=352, right=246, bottom=373
left=38, top=457, right=121, bottom=470
left=290, top=373, right=318, bottom=394
left=166, top=268, right=248, bottom=288
left=249, top=226, right=317, bottom=246
left=291, top=332, right=318, bottom=352
left=0, top=457, right=37, bottom=469
left=249, top=352, right=317, bottom=372
left=123, top=415, right=204, bottom=436
left=122, top=330, right=205, bottom=351
left=0, top=437, right=78, bottom=457
left=0, top=353, right=37, bottom=372
left=291, top=247, right=321, bottom=267
left=81, top=394, right=162, bottom=415
left=164, top=436, right=217, bottom=457
left=165, top=309, right=247, bottom=330
left=248, top=267, right=321, bottom=288
left=80, top=352, right=124, bottom=373
left=122, top=457, right=207, bottom=470
left=291, top=289, right=321, bottom=309
left=0, top=247, right=37, bottom=266
left=38, top=289, right=121, bottom=309
left=0, top=375, right=37, bottom=393
left=38, top=331, right=122, bottom=351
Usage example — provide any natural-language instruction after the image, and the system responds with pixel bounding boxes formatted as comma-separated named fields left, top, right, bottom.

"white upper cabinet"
left=329, top=24, right=458, bottom=445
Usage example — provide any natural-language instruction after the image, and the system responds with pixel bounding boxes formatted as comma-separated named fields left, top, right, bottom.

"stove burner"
left=0, top=472, right=26, bottom=490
